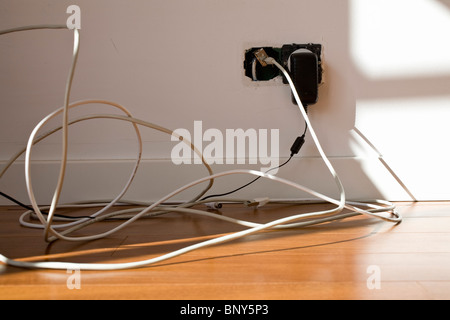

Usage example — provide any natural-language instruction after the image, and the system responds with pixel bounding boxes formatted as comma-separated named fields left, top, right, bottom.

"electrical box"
left=244, top=43, right=322, bottom=106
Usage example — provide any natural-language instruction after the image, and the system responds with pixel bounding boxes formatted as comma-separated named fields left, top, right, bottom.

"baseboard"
left=0, top=156, right=416, bottom=206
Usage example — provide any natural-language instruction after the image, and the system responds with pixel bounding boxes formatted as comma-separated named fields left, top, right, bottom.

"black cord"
left=201, top=118, right=308, bottom=202
left=200, top=155, right=294, bottom=201
left=0, top=191, right=94, bottom=220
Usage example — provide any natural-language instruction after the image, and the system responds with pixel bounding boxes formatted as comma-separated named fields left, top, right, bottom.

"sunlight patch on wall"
left=350, top=0, right=450, bottom=79
left=355, top=95, right=450, bottom=200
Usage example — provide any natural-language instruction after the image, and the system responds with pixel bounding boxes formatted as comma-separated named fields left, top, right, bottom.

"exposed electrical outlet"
left=244, top=43, right=323, bottom=106
left=243, top=46, right=282, bottom=81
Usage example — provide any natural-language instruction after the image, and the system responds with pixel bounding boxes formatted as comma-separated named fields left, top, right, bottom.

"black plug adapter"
left=280, top=44, right=322, bottom=106
left=288, top=49, right=319, bottom=106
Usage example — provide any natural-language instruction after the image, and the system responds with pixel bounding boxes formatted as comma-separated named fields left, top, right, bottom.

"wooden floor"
left=0, top=201, right=450, bottom=300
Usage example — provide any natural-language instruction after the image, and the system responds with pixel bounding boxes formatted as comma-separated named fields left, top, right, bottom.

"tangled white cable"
left=0, top=25, right=401, bottom=271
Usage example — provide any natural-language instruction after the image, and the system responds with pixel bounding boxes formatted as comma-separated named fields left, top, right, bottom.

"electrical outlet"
left=244, top=43, right=323, bottom=106
left=244, top=46, right=282, bottom=81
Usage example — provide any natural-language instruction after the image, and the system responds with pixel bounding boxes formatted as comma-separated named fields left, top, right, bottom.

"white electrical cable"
left=23, top=105, right=141, bottom=229
left=0, top=100, right=214, bottom=199
left=0, top=169, right=400, bottom=271
left=20, top=111, right=215, bottom=238
left=0, top=26, right=401, bottom=271
left=252, top=58, right=258, bottom=81
left=264, top=56, right=346, bottom=208
left=24, top=28, right=80, bottom=242
left=0, top=24, right=67, bottom=35
left=1, top=25, right=214, bottom=239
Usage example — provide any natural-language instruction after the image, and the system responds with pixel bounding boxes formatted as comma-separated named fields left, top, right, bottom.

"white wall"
left=1, top=0, right=449, bottom=205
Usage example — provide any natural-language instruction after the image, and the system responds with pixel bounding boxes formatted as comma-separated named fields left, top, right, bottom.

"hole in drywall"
left=244, top=47, right=281, bottom=81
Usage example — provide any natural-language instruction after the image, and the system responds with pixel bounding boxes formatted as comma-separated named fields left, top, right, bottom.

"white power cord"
left=0, top=169, right=400, bottom=271
left=0, top=26, right=401, bottom=271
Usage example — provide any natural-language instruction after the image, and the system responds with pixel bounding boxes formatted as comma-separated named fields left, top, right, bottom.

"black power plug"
left=288, top=49, right=319, bottom=106
left=281, top=44, right=322, bottom=106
